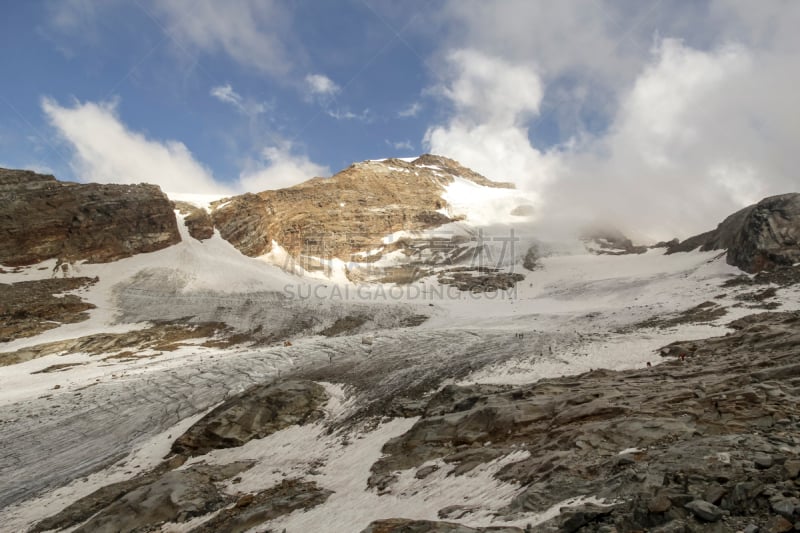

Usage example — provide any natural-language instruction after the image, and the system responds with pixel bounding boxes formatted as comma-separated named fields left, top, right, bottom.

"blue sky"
left=0, top=1, right=444, bottom=184
left=1, top=1, right=799, bottom=239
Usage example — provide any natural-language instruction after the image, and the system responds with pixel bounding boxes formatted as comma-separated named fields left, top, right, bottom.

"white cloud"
left=426, top=3, right=800, bottom=241
left=387, top=139, right=414, bottom=151
left=210, top=84, right=243, bottom=107
left=47, top=0, right=299, bottom=76
left=423, top=49, right=557, bottom=197
left=325, top=108, right=372, bottom=122
left=42, top=97, right=330, bottom=196
left=46, top=0, right=100, bottom=33
left=154, top=0, right=296, bottom=76
left=305, top=74, right=340, bottom=97
left=238, top=143, right=329, bottom=191
left=210, top=83, right=268, bottom=116
left=547, top=38, right=800, bottom=240
left=433, top=49, right=543, bottom=126
left=42, top=98, right=228, bottom=195
left=398, top=102, right=422, bottom=118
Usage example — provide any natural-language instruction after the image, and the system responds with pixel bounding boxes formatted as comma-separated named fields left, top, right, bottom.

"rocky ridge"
left=0, top=168, right=181, bottom=266
left=210, top=154, right=516, bottom=266
left=669, top=193, right=800, bottom=273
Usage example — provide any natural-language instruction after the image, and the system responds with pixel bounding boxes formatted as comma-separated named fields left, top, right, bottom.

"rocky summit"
left=0, top=156, right=799, bottom=533
left=210, top=154, right=514, bottom=261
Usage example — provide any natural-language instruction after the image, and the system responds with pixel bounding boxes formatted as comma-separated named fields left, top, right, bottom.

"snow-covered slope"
left=2, top=160, right=800, bottom=533
left=5, top=238, right=800, bottom=532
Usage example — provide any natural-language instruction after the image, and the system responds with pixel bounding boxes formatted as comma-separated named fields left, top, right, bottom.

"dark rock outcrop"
left=437, top=267, right=525, bottom=292
left=522, top=244, right=540, bottom=271
left=581, top=226, right=647, bottom=255
left=188, top=479, right=332, bottom=533
left=32, top=459, right=250, bottom=533
left=172, top=380, right=328, bottom=456
left=628, top=300, right=727, bottom=331
left=0, top=168, right=180, bottom=266
left=71, top=462, right=250, bottom=533
left=668, top=193, right=800, bottom=273
left=360, top=519, right=523, bottom=532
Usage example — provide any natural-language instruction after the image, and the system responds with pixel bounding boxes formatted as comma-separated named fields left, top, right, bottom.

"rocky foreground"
left=25, top=309, right=800, bottom=532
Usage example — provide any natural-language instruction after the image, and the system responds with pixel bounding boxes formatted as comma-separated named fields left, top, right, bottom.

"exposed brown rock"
left=522, top=244, right=541, bottom=271
left=0, top=277, right=97, bottom=343
left=320, top=315, right=368, bottom=337
left=175, top=201, right=214, bottom=241
left=172, top=380, right=328, bottom=456
left=210, top=155, right=513, bottom=261
left=0, top=168, right=180, bottom=266
left=627, top=300, right=728, bottom=331
left=510, top=204, right=536, bottom=217
left=0, top=321, right=238, bottom=367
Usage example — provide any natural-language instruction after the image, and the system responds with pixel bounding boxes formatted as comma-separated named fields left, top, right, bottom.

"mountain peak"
left=210, top=155, right=516, bottom=263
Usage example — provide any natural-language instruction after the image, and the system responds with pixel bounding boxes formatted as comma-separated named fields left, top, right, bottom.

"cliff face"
left=0, top=168, right=181, bottom=266
left=210, top=155, right=514, bottom=260
left=727, top=193, right=800, bottom=272
left=668, top=193, right=800, bottom=273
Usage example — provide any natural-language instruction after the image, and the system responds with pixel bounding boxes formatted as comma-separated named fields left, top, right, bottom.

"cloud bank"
left=423, top=49, right=558, bottom=205
left=425, top=1, right=800, bottom=241
left=43, top=98, right=325, bottom=195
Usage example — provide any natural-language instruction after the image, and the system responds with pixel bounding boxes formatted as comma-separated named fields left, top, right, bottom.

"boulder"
left=172, top=380, right=328, bottom=456
left=684, top=500, right=723, bottom=522
left=72, top=463, right=250, bottom=533
left=174, top=201, right=215, bottom=241
left=187, top=479, right=332, bottom=533
left=359, top=519, right=522, bottom=532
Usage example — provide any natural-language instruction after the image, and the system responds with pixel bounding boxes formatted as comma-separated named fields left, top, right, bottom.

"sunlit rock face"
left=210, top=155, right=514, bottom=261
left=0, top=168, right=180, bottom=267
